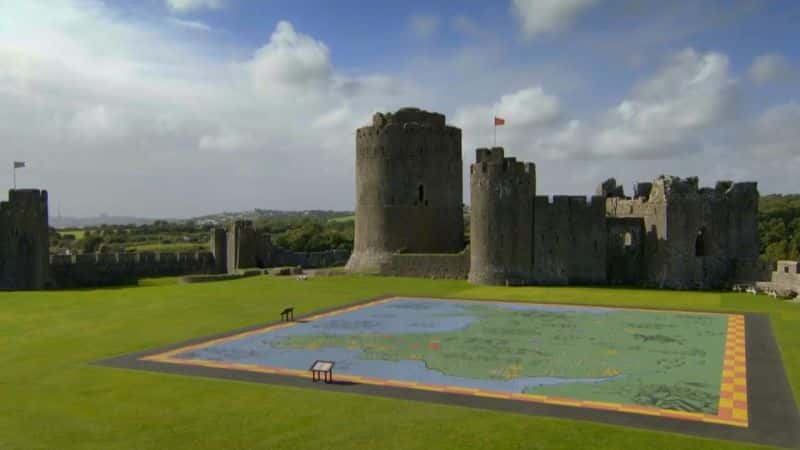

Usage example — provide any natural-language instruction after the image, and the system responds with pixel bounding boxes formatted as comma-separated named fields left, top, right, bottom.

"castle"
left=0, top=189, right=49, bottom=290
left=346, top=107, right=766, bottom=289
left=0, top=106, right=793, bottom=292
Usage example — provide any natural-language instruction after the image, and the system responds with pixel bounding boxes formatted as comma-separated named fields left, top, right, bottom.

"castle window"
left=418, top=184, right=425, bottom=205
left=785, top=266, right=790, bottom=274
left=623, top=232, right=632, bottom=248
left=695, top=227, right=707, bottom=257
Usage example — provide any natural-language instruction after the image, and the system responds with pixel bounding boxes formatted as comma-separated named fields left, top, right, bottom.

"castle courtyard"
left=4, top=275, right=799, bottom=449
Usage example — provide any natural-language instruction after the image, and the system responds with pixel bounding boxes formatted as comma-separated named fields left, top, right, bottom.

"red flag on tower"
left=494, top=117, right=505, bottom=126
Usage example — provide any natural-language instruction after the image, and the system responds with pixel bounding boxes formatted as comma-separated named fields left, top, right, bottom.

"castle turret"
left=346, top=107, right=464, bottom=273
left=468, top=147, right=535, bottom=285
left=0, top=189, right=49, bottom=289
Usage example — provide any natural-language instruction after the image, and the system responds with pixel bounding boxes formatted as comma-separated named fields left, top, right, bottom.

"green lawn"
left=328, top=215, right=355, bottom=223
left=1, top=276, right=797, bottom=450
left=56, top=229, right=86, bottom=240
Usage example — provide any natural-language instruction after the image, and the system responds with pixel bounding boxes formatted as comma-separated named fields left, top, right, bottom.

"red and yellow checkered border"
left=142, top=297, right=748, bottom=428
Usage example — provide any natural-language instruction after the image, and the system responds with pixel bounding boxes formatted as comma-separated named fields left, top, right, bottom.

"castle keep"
left=0, top=189, right=49, bottom=290
left=346, top=108, right=464, bottom=273
left=347, top=108, right=764, bottom=289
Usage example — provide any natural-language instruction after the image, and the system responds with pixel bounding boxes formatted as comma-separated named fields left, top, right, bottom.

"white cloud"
left=246, top=21, right=333, bottom=96
left=1, top=2, right=797, bottom=217
left=455, top=86, right=561, bottom=131
left=748, top=102, right=800, bottom=158
left=539, top=48, right=738, bottom=159
left=166, top=0, right=224, bottom=13
left=456, top=49, right=738, bottom=163
left=167, top=18, right=212, bottom=32
left=198, top=128, right=255, bottom=152
left=511, top=0, right=599, bottom=39
left=0, top=2, right=417, bottom=216
left=409, top=14, right=439, bottom=39
left=69, top=105, right=128, bottom=141
left=749, top=53, right=794, bottom=85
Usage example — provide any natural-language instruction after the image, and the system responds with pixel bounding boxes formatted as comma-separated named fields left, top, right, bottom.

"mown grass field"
left=56, top=229, right=86, bottom=240
left=1, top=275, right=797, bottom=450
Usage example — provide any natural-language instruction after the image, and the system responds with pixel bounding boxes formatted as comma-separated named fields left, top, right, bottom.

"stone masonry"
left=345, top=107, right=464, bottom=274
left=347, top=107, right=766, bottom=290
left=0, top=189, right=49, bottom=290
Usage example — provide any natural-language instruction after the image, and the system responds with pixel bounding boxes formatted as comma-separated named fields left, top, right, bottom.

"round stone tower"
left=346, top=107, right=464, bottom=273
left=468, top=147, right=535, bottom=285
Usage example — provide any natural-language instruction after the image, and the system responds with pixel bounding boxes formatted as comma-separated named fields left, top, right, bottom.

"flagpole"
left=494, top=121, right=496, bottom=147
left=12, top=164, right=15, bottom=190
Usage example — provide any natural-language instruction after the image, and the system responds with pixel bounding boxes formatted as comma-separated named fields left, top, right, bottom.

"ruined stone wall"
left=268, top=248, right=351, bottom=269
left=531, top=196, right=607, bottom=285
left=606, top=217, right=646, bottom=285
left=733, top=258, right=774, bottom=283
left=379, top=248, right=469, bottom=280
left=468, top=147, right=535, bottom=285
left=49, top=251, right=215, bottom=287
left=346, top=107, right=464, bottom=274
left=606, top=176, right=760, bottom=289
left=210, top=227, right=227, bottom=274
left=0, top=189, right=49, bottom=290
left=606, top=191, right=668, bottom=287
left=214, top=228, right=350, bottom=271
left=225, top=220, right=268, bottom=273
left=725, top=182, right=760, bottom=259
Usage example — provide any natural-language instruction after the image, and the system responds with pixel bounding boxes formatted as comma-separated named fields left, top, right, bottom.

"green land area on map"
left=276, top=304, right=728, bottom=413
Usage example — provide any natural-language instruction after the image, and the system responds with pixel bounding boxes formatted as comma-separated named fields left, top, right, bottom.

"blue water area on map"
left=177, top=298, right=620, bottom=393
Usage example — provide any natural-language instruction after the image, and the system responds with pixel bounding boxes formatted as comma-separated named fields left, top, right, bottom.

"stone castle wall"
left=606, top=217, right=646, bottom=285
left=0, top=189, right=49, bottom=290
left=49, top=251, right=216, bottom=287
left=268, top=247, right=351, bottom=269
left=379, top=248, right=469, bottom=280
left=346, top=107, right=465, bottom=273
left=531, top=195, right=607, bottom=285
left=603, top=177, right=760, bottom=289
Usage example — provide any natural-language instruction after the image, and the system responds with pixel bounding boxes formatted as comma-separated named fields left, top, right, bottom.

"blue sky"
left=0, top=0, right=798, bottom=217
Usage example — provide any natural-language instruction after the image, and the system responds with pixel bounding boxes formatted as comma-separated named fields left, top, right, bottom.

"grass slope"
left=1, top=276, right=797, bottom=450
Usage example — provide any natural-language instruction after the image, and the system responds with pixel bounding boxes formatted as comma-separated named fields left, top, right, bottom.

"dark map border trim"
left=95, top=295, right=800, bottom=449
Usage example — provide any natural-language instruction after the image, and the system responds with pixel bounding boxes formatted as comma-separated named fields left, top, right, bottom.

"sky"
left=1, top=0, right=799, bottom=218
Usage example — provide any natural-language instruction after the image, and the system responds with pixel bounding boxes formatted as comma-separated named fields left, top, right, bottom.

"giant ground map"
left=144, top=297, right=747, bottom=426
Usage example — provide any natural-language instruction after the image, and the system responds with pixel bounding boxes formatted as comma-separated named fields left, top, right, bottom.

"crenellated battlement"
left=49, top=251, right=215, bottom=266
left=534, top=195, right=605, bottom=210
left=48, top=251, right=216, bottom=288
left=647, top=175, right=758, bottom=202
left=470, top=147, right=536, bottom=190
left=371, top=107, right=446, bottom=128
left=356, top=117, right=461, bottom=161
left=599, top=176, right=759, bottom=205
left=0, top=189, right=48, bottom=215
